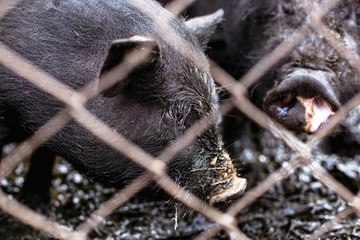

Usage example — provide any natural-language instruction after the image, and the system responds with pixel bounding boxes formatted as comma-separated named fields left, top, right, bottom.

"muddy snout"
left=207, top=152, right=247, bottom=206
left=263, top=73, right=340, bottom=133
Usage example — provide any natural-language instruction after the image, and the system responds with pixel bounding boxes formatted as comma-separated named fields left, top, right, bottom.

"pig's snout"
left=263, top=74, right=340, bottom=133
left=207, top=152, right=247, bottom=206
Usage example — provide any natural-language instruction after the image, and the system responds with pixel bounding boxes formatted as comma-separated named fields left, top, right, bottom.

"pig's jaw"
left=207, top=151, right=247, bottom=206
left=208, top=170, right=247, bottom=206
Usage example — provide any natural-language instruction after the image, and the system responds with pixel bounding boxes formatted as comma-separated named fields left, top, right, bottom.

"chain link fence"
left=1, top=0, right=360, bottom=239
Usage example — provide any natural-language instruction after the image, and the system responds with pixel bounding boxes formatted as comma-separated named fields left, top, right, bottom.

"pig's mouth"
left=263, top=75, right=340, bottom=133
left=207, top=153, right=247, bottom=206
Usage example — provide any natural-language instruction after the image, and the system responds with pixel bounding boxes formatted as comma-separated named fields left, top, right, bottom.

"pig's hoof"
left=208, top=171, right=247, bottom=206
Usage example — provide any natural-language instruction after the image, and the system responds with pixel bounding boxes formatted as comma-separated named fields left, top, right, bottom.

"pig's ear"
left=100, top=36, right=157, bottom=97
left=185, top=9, right=224, bottom=49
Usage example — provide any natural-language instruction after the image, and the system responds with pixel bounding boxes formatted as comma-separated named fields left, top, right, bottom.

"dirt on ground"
left=1, top=105, right=360, bottom=240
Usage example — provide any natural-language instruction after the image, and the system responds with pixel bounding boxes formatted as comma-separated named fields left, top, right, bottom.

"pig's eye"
left=165, top=111, right=185, bottom=124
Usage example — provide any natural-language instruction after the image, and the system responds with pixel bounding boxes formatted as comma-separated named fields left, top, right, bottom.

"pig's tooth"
left=309, top=98, right=335, bottom=132
left=297, top=96, right=335, bottom=133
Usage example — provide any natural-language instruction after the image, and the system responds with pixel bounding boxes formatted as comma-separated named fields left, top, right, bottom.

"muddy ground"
left=1, top=105, right=360, bottom=239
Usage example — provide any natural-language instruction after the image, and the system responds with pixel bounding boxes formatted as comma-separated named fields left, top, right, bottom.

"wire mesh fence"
left=1, top=0, right=360, bottom=239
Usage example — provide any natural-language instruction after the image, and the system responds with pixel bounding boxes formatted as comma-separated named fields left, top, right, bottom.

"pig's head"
left=250, top=0, right=360, bottom=133
left=94, top=9, right=246, bottom=204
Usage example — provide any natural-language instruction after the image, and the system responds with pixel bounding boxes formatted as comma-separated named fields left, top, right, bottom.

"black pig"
left=244, top=0, right=360, bottom=133
left=178, top=0, right=360, bottom=134
left=0, top=0, right=246, bottom=204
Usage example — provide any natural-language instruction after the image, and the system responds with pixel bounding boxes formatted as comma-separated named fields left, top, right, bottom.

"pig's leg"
left=22, top=147, right=55, bottom=203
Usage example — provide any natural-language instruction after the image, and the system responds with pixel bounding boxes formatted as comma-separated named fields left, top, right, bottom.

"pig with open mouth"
left=251, top=0, right=360, bottom=133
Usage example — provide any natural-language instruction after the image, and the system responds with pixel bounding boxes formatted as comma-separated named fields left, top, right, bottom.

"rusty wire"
left=0, top=0, right=240, bottom=238
left=0, top=0, right=360, bottom=239
left=196, top=0, right=360, bottom=238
